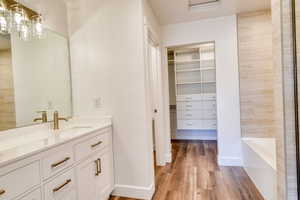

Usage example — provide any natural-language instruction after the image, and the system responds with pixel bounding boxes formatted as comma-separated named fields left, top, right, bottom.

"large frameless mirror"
left=0, top=29, right=72, bottom=131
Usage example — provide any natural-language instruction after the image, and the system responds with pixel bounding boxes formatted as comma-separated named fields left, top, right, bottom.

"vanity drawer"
left=0, top=161, right=40, bottom=200
left=42, top=144, right=74, bottom=180
left=44, top=169, right=76, bottom=200
left=75, top=131, right=111, bottom=161
left=17, top=188, right=41, bottom=200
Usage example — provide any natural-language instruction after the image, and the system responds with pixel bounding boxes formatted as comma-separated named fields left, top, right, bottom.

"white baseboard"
left=218, top=156, right=242, bottom=166
left=112, top=183, right=154, bottom=200
left=172, top=136, right=217, bottom=140
left=165, top=152, right=172, bottom=163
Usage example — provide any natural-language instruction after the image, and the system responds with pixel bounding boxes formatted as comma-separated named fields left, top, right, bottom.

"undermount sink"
left=0, top=132, right=51, bottom=152
left=57, top=125, right=94, bottom=136
left=69, top=126, right=93, bottom=129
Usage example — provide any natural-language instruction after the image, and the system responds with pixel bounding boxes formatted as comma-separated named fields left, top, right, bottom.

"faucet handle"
left=35, top=111, right=48, bottom=123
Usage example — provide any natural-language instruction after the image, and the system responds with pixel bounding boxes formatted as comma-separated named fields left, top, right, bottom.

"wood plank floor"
left=110, top=140, right=264, bottom=200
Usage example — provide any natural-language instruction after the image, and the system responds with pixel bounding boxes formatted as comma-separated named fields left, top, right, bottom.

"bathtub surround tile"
left=0, top=50, right=16, bottom=131
left=238, top=10, right=275, bottom=138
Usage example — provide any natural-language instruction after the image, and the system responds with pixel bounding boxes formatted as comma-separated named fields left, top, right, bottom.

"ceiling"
left=148, top=0, right=271, bottom=25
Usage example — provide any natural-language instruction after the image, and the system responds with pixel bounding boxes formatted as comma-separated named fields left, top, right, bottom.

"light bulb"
left=32, top=14, right=44, bottom=39
left=13, top=11, right=22, bottom=30
left=10, top=4, right=25, bottom=33
left=0, top=16, right=7, bottom=32
left=0, top=0, right=10, bottom=34
left=19, top=23, right=30, bottom=41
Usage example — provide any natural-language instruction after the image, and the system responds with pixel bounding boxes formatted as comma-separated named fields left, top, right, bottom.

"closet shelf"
left=176, top=69, right=201, bottom=72
left=175, top=60, right=201, bottom=64
left=176, top=81, right=216, bottom=85
left=176, top=67, right=215, bottom=72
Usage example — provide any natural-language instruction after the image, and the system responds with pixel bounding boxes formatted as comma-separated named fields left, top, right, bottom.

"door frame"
left=144, top=18, right=171, bottom=166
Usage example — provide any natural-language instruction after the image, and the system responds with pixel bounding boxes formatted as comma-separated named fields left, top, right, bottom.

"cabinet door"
left=76, top=156, right=98, bottom=200
left=18, top=188, right=41, bottom=200
left=95, top=150, right=114, bottom=200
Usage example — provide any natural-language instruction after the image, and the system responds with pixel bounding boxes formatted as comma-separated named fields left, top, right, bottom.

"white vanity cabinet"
left=75, top=130, right=114, bottom=200
left=0, top=125, right=114, bottom=200
left=76, top=149, right=114, bottom=200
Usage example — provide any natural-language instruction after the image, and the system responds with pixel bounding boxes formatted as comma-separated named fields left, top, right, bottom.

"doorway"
left=166, top=43, right=218, bottom=141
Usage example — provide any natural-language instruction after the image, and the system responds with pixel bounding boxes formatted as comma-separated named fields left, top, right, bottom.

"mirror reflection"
left=0, top=30, right=72, bottom=131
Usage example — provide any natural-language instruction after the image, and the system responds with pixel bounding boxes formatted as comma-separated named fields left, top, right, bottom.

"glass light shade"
left=0, top=1, right=45, bottom=41
left=0, top=0, right=10, bottom=34
left=19, top=20, right=31, bottom=41
left=10, top=4, right=25, bottom=32
left=19, top=24, right=29, bottom=41
left=32, top=15, right=44, bottom=39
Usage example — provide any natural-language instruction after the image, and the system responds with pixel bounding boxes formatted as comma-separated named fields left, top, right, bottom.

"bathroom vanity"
left=0, top=117, right=114, bottom=200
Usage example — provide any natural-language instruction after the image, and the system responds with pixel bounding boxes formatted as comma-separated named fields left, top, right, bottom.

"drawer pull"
left=51, top=157, right=70, bottom=168
left=91, top=141, right=103, bottom=148
left=95, top=159, right=99, bottom=176
left=95, top=158, right=102, bottom=176
left=53, top=179, right=71, bottom=193
left=0, top=189, right=5, bottom=196
left=98, top=159, right=102, bottom=174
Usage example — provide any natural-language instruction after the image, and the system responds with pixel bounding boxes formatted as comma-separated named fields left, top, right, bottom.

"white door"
left=147, top=39, right=165, bottom=166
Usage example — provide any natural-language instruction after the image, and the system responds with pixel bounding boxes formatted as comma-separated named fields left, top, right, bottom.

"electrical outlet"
left=47, top=101, right=53, bottom=109
left=94, top=98, right=102, bottom=108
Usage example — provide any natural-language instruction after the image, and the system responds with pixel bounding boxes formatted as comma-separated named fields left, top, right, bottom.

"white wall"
left=163, top=15, right=242, bottom=166
left=66, top=0, right=155, bottom=198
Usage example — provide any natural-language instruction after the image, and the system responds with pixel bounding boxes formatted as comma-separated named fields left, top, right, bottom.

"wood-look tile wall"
left=272, top=0, right=298, bottom=199
left=238, top=10, right=275, bottom=138
left=0, top=49, right=16, bottom=131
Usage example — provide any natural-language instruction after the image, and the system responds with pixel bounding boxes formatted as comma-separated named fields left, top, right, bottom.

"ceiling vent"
left=189, top=0, right=220, bottom=9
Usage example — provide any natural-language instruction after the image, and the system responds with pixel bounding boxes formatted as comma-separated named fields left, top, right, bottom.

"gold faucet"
left=33, top=111, right=48, bottom=123
left=53, top=111, right=68, bottom=130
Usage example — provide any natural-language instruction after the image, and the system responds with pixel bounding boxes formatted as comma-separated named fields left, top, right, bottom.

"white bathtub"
left=242, top=138, right=277, bottom=200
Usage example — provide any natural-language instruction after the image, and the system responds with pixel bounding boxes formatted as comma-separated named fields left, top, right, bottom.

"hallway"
left=110, top=141, right=264, bottom=200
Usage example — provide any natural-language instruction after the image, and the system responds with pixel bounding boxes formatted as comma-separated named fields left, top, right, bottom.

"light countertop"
left=0, top=117, right=112, bottom=168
